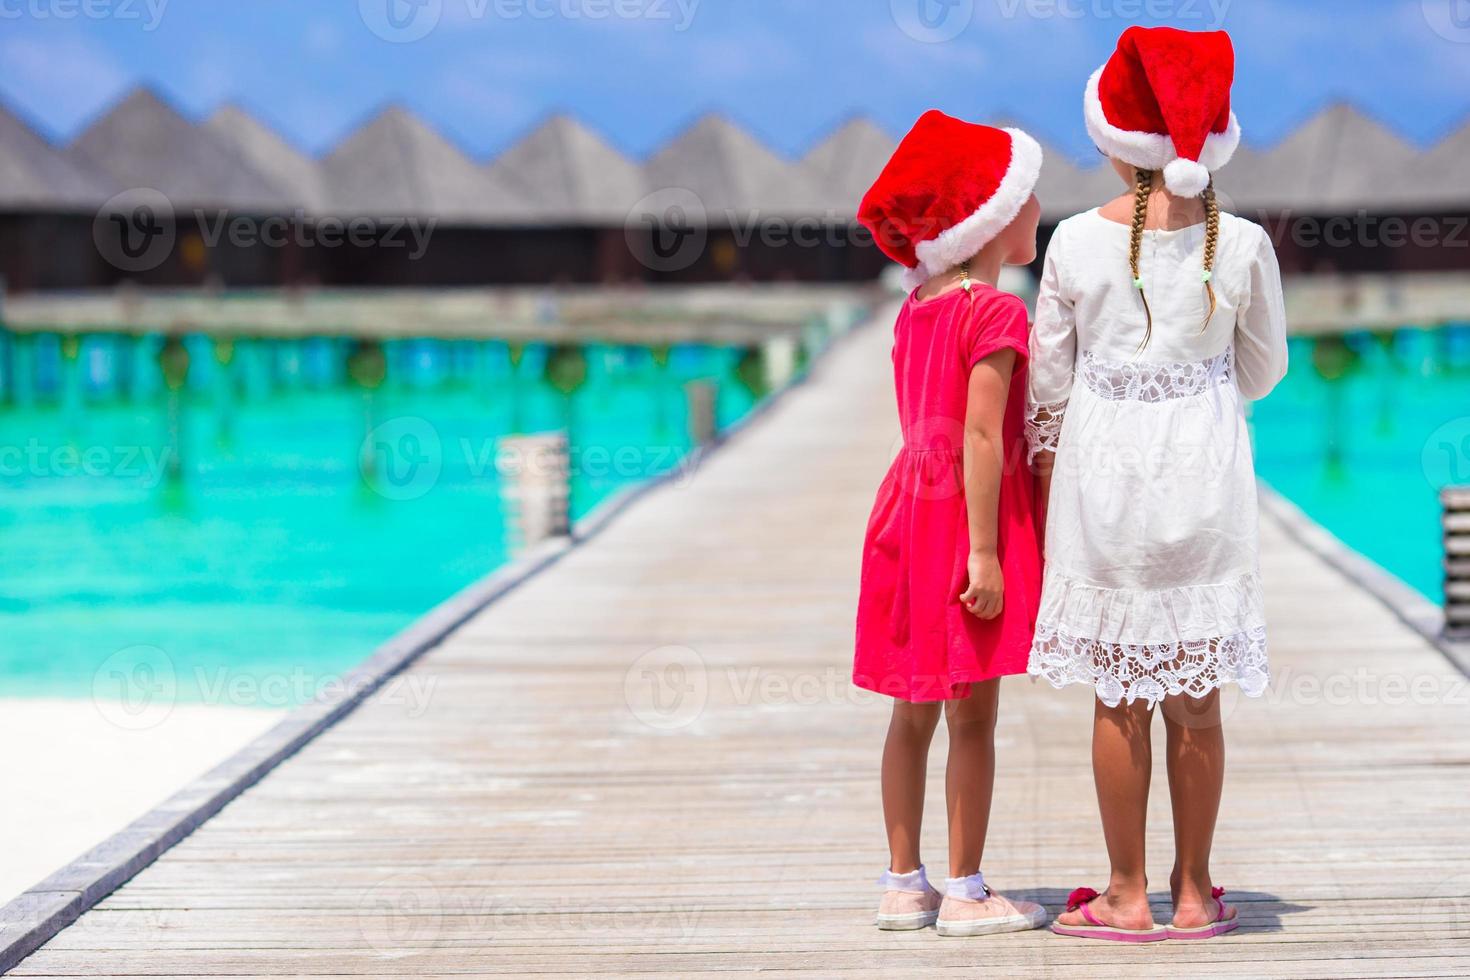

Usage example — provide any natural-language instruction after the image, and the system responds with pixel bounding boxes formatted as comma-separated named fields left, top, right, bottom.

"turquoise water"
left=1253, top=326, right=1470, bottom=603
left=0, top=332, right=768, bottom=702
left=5, top=320, right=1462, bottom=705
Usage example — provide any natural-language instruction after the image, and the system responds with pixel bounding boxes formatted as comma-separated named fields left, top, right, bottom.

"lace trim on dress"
left=1080, top=348, right=1232, bottom=403
left=1037, top=570, right=1264, bottom=648
left=1024, top=400, right=1067, bottom=465
left=1028, top=625, right=1269, bottom=707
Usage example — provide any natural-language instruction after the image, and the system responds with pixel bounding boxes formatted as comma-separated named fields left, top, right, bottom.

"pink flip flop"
left=1167, top=886, right=1240, bottom=940
left=1050, top=887, right=1168, bottom=943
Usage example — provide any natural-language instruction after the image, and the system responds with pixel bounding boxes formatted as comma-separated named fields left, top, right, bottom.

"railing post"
left=501, top=432, right=571, bottom=552
left=762, top=335, right=798, bottom=392
left=1445, top=486, right=1470, bottom=638
left=684, top=379, right=718, bottom=448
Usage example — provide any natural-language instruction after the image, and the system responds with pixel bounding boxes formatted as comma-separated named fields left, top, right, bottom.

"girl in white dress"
left=1028, top=27, right=1288, bottom=943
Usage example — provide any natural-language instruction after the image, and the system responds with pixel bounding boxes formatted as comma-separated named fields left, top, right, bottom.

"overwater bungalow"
left=0, top=87, right=1468, bottom=292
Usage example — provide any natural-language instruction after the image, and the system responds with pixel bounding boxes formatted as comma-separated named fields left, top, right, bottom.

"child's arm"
left=959, top=349, right=1016, bottom=620
left=1235, top=225, right=1290, bottom=399
left=1026, top=233, right=1077, bottom=531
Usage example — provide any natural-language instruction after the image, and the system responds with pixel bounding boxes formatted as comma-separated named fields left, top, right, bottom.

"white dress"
left=1025, top=208, right=1289, bottom=707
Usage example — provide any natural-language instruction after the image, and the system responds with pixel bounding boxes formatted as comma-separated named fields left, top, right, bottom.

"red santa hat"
left=858, top=111, right=1042, bottom=290
left=1084, top=26, right=1240, bottom=198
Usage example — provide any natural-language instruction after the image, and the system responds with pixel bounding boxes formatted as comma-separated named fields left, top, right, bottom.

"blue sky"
left=2, top=0, right=1468, bottom=163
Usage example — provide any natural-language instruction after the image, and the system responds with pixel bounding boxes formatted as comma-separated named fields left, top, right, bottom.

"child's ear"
left=1006, top=195, right=1042, bottom=266
left=1109, top=157, right=1136, bottom=187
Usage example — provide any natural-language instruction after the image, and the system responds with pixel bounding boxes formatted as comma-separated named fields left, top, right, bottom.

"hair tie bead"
left=1201, top=270, right=1213, bottom=284
left=1133, top=277, right=1145, bottom=289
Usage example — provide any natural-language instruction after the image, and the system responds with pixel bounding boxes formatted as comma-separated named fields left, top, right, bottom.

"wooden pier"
left=7, top=311, right=1470, bottom=977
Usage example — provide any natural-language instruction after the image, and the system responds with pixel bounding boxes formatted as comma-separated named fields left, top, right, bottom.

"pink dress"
left=854, top=284, right=1043, bottom=702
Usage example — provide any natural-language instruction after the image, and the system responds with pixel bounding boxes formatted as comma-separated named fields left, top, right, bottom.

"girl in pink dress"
left=853, top=112, right=1047, bottom=938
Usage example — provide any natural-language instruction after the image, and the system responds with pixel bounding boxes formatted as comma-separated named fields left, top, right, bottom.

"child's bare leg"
left=944, top=679, right=1000, bottom=878
left=882, top=699, right=942, bottom=872
left=1057, top=695, right=1156, bottom=928
left=1162, top=690, right=1231, bottom=928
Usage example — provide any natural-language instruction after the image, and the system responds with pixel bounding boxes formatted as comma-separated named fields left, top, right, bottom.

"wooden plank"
left=10, top=312, right=1470, bottom=977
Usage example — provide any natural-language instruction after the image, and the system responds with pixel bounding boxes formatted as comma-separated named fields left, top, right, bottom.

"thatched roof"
left=643, top=114, right=820, bottom=221
left=321, top=106, right=537, bottom=224
left=68, top=88, right=294, bottom=212
left=799, top=117, right=896, bottom=216
left=0, top=90, right=1460, bottom=226
left=1375, top=117, right=1470, bottom=211
left=206, top=105, right=325, bottom=212
left=0, top=105, right=112, bottom=212
left=1007, top=121, right=1121, bottom=221
left=486, top=115, right=646, bottom=225
left=1217, top=103, right=1418, bottom=214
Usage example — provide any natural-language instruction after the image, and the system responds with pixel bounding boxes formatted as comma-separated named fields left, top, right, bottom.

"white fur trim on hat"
left=1083, top=66, right=1242, bottom=188
left=909, top=128, right=1042, bottom=284
left=1197, top=115, right=1241, bottom=171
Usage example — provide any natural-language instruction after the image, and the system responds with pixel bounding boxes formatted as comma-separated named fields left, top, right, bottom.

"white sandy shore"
left=0, top=698, right=284, bottom=905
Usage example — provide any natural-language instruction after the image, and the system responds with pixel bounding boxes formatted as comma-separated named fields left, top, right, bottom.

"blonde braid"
left=1129, top=167, right=1154, bottom=351
left=1201, top=177, right=1220, bottom=331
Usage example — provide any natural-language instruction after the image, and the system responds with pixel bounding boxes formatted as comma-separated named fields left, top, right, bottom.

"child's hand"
left=961, top=551, right=1004, bottom=619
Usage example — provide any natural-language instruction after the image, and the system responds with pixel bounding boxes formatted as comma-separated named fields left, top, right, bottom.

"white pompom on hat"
left=1084, top=26, right=1241, bottom=197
